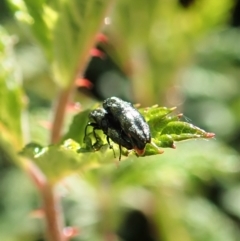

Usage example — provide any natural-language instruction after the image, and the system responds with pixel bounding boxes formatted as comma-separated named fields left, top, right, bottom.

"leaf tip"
left=90, top=48, right=105, bottom=58
left=177, top=113, right=183, bottom=118
left=205, top=132, right=215, bottom=138
left=172, top=143, right=177, bottom=149
left=97, top=33, right=108, bottom=43
left=75, top=78, right=93, bottom=89
left=63, top=226, right=79, bottom=239
left=170, top=106, right=177, bottom=111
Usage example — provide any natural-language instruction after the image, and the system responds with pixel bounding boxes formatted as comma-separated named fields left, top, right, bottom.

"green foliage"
left=1, top=0, right=240, bottom=241
left=108, top=0, right=233, bottom=104
left=0, top=26, right=24, bottom=149
left=8, top=0, right=112, bottom=87
left=20, top=105, right=214, bottom=183
left=74, top=140, right=240, bottom=241
left=181, top=28, right=240, bottom=140
left=63, top=109, right=91, bottom=145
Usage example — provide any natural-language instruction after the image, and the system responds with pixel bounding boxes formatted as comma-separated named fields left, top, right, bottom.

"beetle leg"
left=84, top=123, right=91, bottom=140
left=92, top=127, right=99, bottom=141
left=118, top=145, right=122, bottom=161
left=84, top=122, right=97, bottom=140
left=107, top=136, right=116, bottom=158
left=84, top=123, right=104, bottom=151
left=85, top=123, right=100, bottom=142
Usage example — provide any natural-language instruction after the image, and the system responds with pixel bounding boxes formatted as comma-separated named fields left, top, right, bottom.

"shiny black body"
left=84, top=97, right=151, bottom=159
left=87, top=108, right=133, bottom=150
left=103, top=97, right=151, bottom=151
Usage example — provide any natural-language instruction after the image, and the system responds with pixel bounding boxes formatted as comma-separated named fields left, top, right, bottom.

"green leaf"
left=62, top=109, right=91, bottom=145
left=8, top=0, right=52, bottom=58
left=8, top=0, right=113, bottom=87
left=0, top=27, right=24, bottom=149
left=20, top=104, right=215, bottom=182
left=139, top=105, right=176, bottom=122
left=21, top=139, right=114, bottom=183
left=160, top=121, right=212, bottom=139
left=141, top=105, right=214, bottom=155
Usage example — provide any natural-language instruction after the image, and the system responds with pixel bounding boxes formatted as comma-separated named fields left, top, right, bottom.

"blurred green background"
left=1, top=0, right=240, bottom=240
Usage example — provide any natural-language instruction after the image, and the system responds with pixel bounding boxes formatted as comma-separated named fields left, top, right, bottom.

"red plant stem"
left=50, top=86, right=73, bottom=144
left=41, top=183, right=65, bottom=241
left=25, top=160, right=65, bottom=241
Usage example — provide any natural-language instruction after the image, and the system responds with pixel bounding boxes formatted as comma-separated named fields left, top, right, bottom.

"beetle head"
left=89, top=108, right=107, bottom=126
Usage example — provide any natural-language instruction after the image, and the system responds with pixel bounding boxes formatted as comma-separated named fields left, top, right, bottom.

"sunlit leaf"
left=63, top=109, right=91, bottom=145
left=20, top=104, right=215, bottom=182
left=0, top=27, right=24, bottom=149
left=21, top=139, right=113, bottom=183
left=8, top=0, right=113, bottom=87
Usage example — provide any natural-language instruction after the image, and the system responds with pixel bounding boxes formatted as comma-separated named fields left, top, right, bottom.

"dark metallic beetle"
left=87, top=108, right=133, bottom=148
left=84, top=97, right=155, bottom=160
left=103, top=97, right=151, bottom=155
left=84, top=107, right=133, bottom=160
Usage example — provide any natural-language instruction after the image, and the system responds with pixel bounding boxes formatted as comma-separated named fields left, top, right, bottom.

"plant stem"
left=50, top=86, right=73, bottom=144
left=41, top=183, right=65, bottom=241
left=25, top=160, right=65, bottom=241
